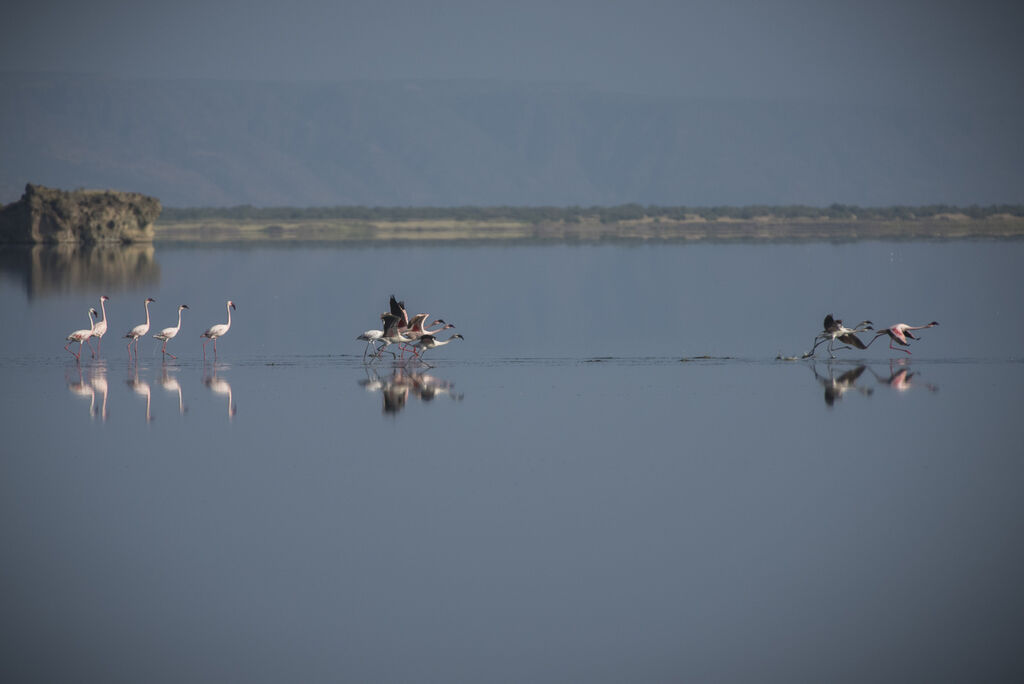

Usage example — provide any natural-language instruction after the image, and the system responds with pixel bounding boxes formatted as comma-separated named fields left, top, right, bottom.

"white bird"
left=154, top=304, right=189, bottom=359
left=202, top=300, right=235, bottom=360
left=414, top=333, right=464, bottom=362
left=65, top=308, right=98, bottom=360
left=357, top=328, right=390, bottom=360
left=90, top=295, right=110, bottom=357
left=124, top=297, right=155, bottom=360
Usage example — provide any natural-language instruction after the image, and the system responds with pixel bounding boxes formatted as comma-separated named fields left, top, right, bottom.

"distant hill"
left=1, top=73, right=1022, bottom=207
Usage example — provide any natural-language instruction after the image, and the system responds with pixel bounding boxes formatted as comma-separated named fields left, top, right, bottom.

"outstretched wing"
left=838, top=332, right=867, bottom=349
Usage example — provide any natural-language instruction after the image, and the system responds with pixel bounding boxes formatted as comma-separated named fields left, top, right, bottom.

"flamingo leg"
left=890, top=339, right=912, bottom=355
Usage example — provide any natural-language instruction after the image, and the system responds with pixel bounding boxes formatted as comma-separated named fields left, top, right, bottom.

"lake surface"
left=2, top=240, right=1023, bottom=682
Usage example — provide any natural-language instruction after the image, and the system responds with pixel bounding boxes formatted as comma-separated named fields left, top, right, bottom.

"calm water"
left=2, top=240, right=1023, bottom=682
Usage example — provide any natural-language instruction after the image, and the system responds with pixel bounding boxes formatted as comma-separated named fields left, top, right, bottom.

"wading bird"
left=201, top=300, right=235, bottom=360
left=153, top=304, right=189, bottom=359
left=91, top=295, right=110, bottom=357
left=124, top=297, right=155, bottom=360
left=414, top=333, right=464, bottom=362
left=375, top=312, right=413, bottom=359
left=357, top=328, right=395, bottom=360
left=805, top=314, right=873, bottom=359
left=870, top=321, right=939, bottom=355
left=65, top=308, right=98, bottom=360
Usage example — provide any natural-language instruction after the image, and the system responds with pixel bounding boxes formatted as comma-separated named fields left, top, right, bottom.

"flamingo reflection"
left=810, top=362, right=873, bottom=407
left=90, top=363, right=109, bottom=421
left=203, top=365, right=236, bottom=418
left=127, top=368, right=153, bottom=422
left=159, top=364, right=187, bottom=414
left=66, top=366, right=95, bottom=412
left=359, top=365, right=463, bottom=414
left=868, top=360, right=938, bottom=394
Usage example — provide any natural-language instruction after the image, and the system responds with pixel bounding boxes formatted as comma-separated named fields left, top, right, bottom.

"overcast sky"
left=3, top=0, right=1022, bottom=104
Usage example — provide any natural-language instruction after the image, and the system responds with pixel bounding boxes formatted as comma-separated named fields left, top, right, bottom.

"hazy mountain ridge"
left=2, top=73, right=1021, bottom=207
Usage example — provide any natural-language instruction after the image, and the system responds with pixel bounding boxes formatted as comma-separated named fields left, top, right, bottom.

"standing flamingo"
left=153, top=304, right=189, bottom=359
left=870, top=322, right=939, bottom=355
left=91, top=295, right=110, bottom=357
left=64, top=308, right=98, bottom=360
left=202, top=300, right=235, bottom=360
left=124, top=297, right=155, bottom=360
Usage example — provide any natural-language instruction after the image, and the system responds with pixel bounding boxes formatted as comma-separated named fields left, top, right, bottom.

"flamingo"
left=413, top=333, right=464, bottom=362
left=153, top=304, right=189, bottom=359
left=124, top=297, right=155, bottom=360
left=90, top=295, right=110, bottom=357
left=805, top=314, right=873, bottom=358
left=357, top=328, right=393, bottom=360
left=202, top=300, right=235, bottom=360
left=65, top=308, right=98, bottom=360
left=373, top=312, right=414, bottom=360
left=400, top=313, right=454, bottom=354
left=870, top=321, right=939, bottom=355
left=390, top=295, right=409, bottom=329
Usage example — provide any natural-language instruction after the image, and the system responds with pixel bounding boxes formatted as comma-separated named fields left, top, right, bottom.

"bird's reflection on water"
left=867, top=359, right=939, bottom=394
left=65, top=361, right=109, bottom=420
left=810, top=363, right=873, bottom=407
left=159, top=363, right=187, bottom=415
left=203, top=363, right=236, bottom=419
left=127, top=366, right=153, bottom=422
left=359, top=364, right=463, bottom=415
left=0, top=243, right=160, bottom=298
left=809, top=359, right=938, bottom=407
left=61, top=358, right=236, bottom=422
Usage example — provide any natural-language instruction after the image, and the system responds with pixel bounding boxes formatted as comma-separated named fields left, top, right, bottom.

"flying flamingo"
left=374, top=312, right=414, bottom=360
left=804, top=314, right=873, bottom=358
left=124, top=297, right=155, bottom=360
left=870, top=321, right=939, bottom=355
left=390, top=295, right=409, bottom=329
left=90, top=295, right=110, bottom=357
left=153, top=304, right=189, bottom=359
left=413, top=333, right=464, bottom=363
left=400, top=313, right=454, bottom=355
left=202, top=300, right=235, bottom=360
left=64, top=308, right=98, bottom=360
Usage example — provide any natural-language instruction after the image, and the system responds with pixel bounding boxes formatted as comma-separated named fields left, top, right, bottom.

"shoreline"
left=152, top=216, right=1024, bottom=243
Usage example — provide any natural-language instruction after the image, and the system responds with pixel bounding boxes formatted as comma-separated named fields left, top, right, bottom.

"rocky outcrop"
left=0, top=184, right=161, bottom=243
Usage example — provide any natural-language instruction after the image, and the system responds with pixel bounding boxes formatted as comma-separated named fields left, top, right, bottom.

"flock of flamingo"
left=804, top=314, right=939, bottom=358
left=64, top=296, right=236, bottom=361
left=66, top=295, right=936, bottom=363
left=357, top=295, right=464, bottom=362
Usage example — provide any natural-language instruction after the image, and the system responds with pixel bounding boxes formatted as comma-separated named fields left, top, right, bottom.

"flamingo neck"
left=144, top=300, right=151, bottom=325
left=99, top=299, right=107, bottom=323
left=225, top=303, right=232, bottom=330
left=176, top=308, right=184, bottom=331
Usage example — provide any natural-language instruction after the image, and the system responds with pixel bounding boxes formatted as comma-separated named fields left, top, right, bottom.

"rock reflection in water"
left=0, top=243, right=159, bottom=297
left=359, top=365, right=463, bottom=415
